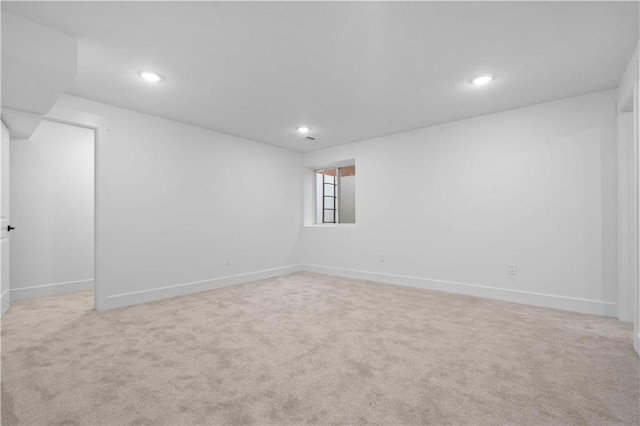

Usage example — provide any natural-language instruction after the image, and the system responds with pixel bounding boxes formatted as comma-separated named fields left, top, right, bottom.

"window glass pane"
left=338, top=172, right=356, bottom=224
left=324, top=184, right=334, bottom=196
left=315, top=173, right=323, bottom=224
left=323, top=210, right=335, bottom=223
left=318, top=168, right=335, bottom=177
left=316, top=165, right=355, bottom=224
left=324, top=196, right=334, bottom=209
left=338, top=165, right=355, bottom=177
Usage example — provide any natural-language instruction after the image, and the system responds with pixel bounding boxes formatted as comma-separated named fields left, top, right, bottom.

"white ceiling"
left=1, top=114, right=42, bottom=140
left=2, top=1, right=638, bottom=152
left=1, top=11, right=77, bottom=139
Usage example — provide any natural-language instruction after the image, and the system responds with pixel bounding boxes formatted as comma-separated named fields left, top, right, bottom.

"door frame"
left=1, top=107, right=100, bottom=311
left=618, top=87, right=636, bottom=321
left=617, top=81, right=640, bottom=355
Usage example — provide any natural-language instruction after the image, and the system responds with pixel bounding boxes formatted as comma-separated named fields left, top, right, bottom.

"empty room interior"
left=1, top=1, right=639, bottom=425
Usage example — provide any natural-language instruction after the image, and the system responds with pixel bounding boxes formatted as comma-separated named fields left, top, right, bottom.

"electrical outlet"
left=508, top=263, right=517, bottom=275
left=380, top=253, right=385, bottom=263
left=226, top=256, right=231, bottom=266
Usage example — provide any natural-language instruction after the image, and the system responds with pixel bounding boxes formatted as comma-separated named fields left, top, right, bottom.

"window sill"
left=304, top=223, right=357, bottom=228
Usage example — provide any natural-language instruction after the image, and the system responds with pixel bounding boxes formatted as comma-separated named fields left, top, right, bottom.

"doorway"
left=1, top=111, right=96, bottom=312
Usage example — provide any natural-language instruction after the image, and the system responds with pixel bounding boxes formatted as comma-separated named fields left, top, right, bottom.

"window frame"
left=321, top=171, right=337, bottom=224
left=313, top=164, right=355, bottom=225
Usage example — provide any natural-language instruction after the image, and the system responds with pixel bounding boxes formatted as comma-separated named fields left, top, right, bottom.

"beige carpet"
left=1, top=272, right=638, bottom=425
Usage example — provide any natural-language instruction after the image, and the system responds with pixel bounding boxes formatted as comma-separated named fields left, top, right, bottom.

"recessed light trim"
left=471, top=74, right=495, bottom=86
left=138, top=71, right=163, bottom=83
left=297, top=126, right=311, bottom=134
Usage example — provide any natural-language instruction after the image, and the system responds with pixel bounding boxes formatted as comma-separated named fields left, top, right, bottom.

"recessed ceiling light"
left=297, top=126, right=311, bottom=134
left=138, top=71, right=163, bottom=83
left=471, top=74, right=495, bottom=86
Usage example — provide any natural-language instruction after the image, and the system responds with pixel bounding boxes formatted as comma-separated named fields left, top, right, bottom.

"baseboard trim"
left=19, top=265, right=617, bottom=318
left=10, top=279, right=94, bottom=302
left=634, top=333, right=640, bottom=356
left=302, top=264, right=618, bottom=317
left=100, top=264, right=303, bottom=310
left=1, top=289, right=9, bottom=317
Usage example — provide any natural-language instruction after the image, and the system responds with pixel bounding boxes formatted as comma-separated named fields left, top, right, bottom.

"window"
left=315, top=165, right=355, bottom=224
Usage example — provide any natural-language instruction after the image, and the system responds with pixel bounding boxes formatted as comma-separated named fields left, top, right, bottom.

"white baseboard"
left=10, top=279, right=94, bottom=302
left=302, top=264, right=618, bottom=317
left=1, top=289, right=9, bottom=317
left=12, top=265, right=618, bottom=320
left=99, top=264, right=303, bottom=311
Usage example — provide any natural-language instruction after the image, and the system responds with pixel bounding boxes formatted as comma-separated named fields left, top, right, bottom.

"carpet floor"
left=1, top=272, right=638, bottom=425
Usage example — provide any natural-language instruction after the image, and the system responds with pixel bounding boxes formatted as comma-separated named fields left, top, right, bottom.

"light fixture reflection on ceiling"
left=471, top=74, right=495, bottom=86
left=297, top=126, right=311, bottom=134
left=138, top=71, right=163, bottom=83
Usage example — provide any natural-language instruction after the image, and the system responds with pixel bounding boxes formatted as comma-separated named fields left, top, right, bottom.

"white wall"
left=1, top=122, right=10, bottom=316
left=48, top=95, right=302, bottom=310
left=301, top=90, right=618, bottom=316
left=10, top=121, right=94, bottom=300
left=40, top=90, right=619, bottom=319
left=636, top=49, right=640, bottom=355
